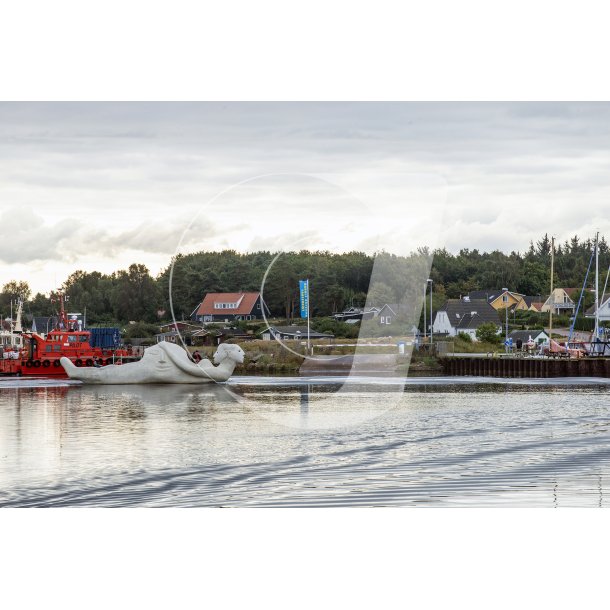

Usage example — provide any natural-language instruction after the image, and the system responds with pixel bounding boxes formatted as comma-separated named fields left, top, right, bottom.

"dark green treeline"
left=4, top=234, right=609, bottom=325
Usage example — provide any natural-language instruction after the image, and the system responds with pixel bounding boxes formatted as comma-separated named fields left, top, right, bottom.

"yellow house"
left=469, top=290, right=527, bottom=311
left=490, top=291, right=529, bottom=311
left=468, top=290, right=549, bottom=313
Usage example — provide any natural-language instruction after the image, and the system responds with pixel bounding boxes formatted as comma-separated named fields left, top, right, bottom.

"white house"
left=432, top=298, right=501, bottom=341
left=508, top=329, right=550, bottom=347
left=585, top=297, right=610, bottom=322
left=541, top=288, right=576, bottom=315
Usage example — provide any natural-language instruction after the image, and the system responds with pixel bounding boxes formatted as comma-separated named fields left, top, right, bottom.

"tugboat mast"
left=50, top=291, right=72, bottom=331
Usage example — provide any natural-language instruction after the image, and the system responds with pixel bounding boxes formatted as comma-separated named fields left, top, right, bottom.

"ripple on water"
left=1, top=378, right=610, bottom=507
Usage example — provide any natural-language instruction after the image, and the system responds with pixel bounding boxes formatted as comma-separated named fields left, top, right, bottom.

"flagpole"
left=307, top=279, right=310, bottom=354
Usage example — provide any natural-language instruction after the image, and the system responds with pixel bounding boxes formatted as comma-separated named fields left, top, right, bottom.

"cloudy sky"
left=2, top=102, right=610, bottom=294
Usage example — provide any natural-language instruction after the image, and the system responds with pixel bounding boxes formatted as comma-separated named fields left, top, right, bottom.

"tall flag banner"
left=299, top=280, right=309, bottom=319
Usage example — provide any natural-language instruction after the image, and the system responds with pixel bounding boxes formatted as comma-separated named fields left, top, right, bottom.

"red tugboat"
left=0, top=292, right=137, bottom=377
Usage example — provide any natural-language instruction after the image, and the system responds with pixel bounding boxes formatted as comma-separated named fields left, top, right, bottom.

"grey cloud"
left=3, top=102, right=610, bottom=260
left=0, top=208, right=235, bottom=264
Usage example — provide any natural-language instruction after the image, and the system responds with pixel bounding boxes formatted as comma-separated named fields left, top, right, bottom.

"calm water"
left=2, top=376, right=610, bottom=507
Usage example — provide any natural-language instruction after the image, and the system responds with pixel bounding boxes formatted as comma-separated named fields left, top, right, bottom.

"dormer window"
left=214, top=302, right=238, bottom=309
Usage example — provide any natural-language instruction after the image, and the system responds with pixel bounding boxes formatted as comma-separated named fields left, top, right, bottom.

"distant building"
left=190, top=327, right=254, bottom=346
left=508, top=329, right=550, bottom=347
left=468, top=289, right=530, bottom=312
left=191, top=292, right=268, bottom=323
left=31, top=316, right=59, bottom=335
left=159, top=321, right=200, bottom=334
left=377, top=303, right=411, bottom=325
left=433, top=298, right=501, bottom=340
left=332, top=306, right=379, bottom=323
left=521, top=295, right=545, bottom=312
left=585, top=297, right=610, bottom=322
left=540, top=288, right=576, bottom=315
left=468, top=289, right=550, bottom=313
left=154, top=330, right=186, bottom=345
left=260, top=325, right=334, bottom=341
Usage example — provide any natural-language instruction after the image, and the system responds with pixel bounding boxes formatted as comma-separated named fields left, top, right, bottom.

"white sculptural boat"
left=61, top=341, right=245, bottom=384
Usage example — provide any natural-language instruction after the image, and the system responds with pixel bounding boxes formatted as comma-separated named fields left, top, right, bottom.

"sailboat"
left=0, top=300, right=24, bottom=355
left=565, top=232, right=610, bottom=357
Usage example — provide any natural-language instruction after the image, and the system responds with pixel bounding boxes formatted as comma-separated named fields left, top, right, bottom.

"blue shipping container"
left=89, top=327, right=121, bottom=349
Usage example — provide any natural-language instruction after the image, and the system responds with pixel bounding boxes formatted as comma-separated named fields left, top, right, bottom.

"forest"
left=1, top=234, right=608, bottom=327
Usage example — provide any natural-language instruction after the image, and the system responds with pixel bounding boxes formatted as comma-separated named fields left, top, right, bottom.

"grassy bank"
left=188, top=336, right=523, bottom=376
left=189, top=340, right=305, bottom=374
left=190, top=338, right=451, bottom=375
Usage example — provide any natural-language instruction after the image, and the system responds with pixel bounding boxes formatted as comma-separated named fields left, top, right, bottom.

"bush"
left=571, top=316, right=595, bottom=331
left=123, top=321, right=160, bottom=339
left=476, top=322, right=501, bottom=344
left=457, top=332, right=472, bottom=343
left=311, top=318, right=360, bottom=339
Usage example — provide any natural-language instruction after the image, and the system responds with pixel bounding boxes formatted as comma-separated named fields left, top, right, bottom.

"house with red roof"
left=191, top=292, right=268, bottom=323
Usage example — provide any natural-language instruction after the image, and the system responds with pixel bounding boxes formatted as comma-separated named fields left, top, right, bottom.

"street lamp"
left=502, top=287, right=509, bottom=351
left=423, top=282, right=427, bottom=342
left=427, top=279, right=433, bottom=345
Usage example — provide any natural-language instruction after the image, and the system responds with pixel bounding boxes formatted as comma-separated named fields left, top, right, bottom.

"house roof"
left=585, top=296, right=610, bottom=316
left=467, top=289, right=501, bottom=302
left=439, top=299, right=500, bottom=329
left=522, top=295, right=545, bottom=307
left=334, top=306, right=379, bottom=316
left=155, top=330, right=180, bottom=338
left=467, top=289, right=525, bottom=304
left=32, top=316, right=59, bottom=333
left=378, top=303, right=411, bottom=316
left=508, top=330, right=548, bottom=342
left=195, top=292, right=261, bottom=316
left=378, top=304, right=397, bottom=315
left=159, top=321, right=200, bottom=332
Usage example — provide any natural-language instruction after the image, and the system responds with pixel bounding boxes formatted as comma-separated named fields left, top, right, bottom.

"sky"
left=2, top=102, right=610, bottom=294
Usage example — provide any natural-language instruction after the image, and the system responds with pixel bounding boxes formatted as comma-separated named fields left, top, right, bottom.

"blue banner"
left=299, top=280, right=309, bottom=318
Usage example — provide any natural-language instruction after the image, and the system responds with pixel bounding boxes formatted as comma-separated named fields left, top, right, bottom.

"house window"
left=385, top=317, right=392, bottom=324
left=380, top=316, right=385, bottom=324
left=214, top=302, right=238, bottom=309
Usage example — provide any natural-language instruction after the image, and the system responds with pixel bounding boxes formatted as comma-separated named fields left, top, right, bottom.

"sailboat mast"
left=549, top=236, right=554, bottom=336
left=14, top=300, right=22, bottom=333
left=595, top=231, right=600, bottom=340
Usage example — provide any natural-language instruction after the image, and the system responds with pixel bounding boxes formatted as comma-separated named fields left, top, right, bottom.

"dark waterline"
left=2, top=376, right=610, bottom=507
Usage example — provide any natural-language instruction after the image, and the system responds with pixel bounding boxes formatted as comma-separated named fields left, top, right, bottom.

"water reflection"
left=2, top=379, right=610, bottom=507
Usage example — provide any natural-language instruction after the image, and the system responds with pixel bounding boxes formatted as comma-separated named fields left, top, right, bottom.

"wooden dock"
left=439, top=356, right=610, bottom=378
